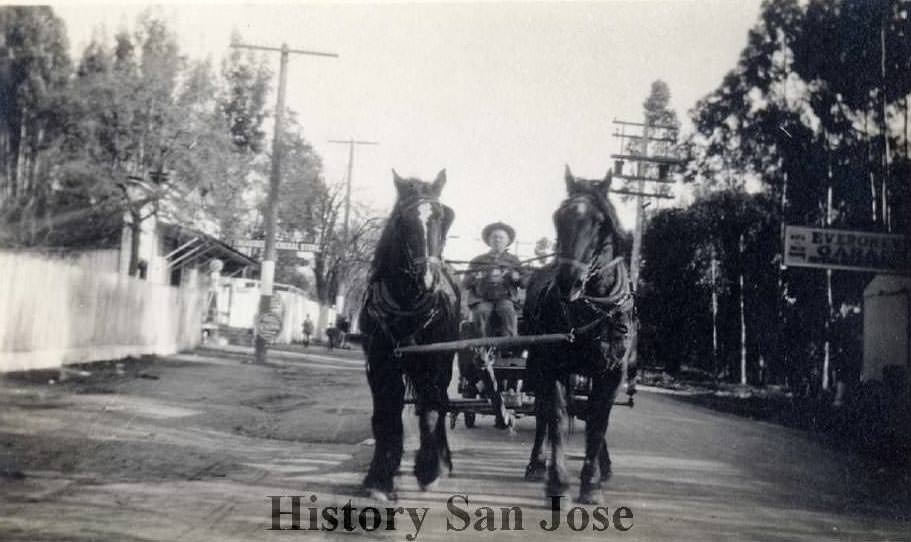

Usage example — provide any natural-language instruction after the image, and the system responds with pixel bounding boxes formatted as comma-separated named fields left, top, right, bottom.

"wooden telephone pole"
left=611, top=118, right=681, bottom=382
left=230, top=41, right=338, bottom=364
left=327, top=138, right=378, bottom=315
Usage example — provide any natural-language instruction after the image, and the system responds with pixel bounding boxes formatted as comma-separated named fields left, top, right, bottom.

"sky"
left=50, top=1, right=762, bottom=261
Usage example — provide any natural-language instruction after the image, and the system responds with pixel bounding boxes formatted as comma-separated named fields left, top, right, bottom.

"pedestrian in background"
left=302, top=314, right=314, bottom=347
left=830, top=301, right=863, bottom=407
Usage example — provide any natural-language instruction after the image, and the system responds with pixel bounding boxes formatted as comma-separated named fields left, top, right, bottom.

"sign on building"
left=233, top=239, right=319, bottom=252
left=784, top=225, right=910, bottom=274
left=232, top=239, right=320, bottom=260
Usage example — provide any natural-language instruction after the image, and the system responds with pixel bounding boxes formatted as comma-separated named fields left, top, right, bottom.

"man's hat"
left=482, top=222, right=516, bottom=246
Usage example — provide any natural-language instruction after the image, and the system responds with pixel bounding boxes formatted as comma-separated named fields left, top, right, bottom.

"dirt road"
left=1, top=345, right=908, bottom=541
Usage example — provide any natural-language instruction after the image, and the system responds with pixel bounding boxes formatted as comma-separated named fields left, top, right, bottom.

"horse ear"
left=392, top=169, right=407, bottom=195
left=431, top=169, right=447, bottom=196
left=564, top=164, right=576, bottom=194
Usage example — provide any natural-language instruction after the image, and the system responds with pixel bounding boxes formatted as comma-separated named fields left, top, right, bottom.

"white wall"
left=0, top=252, right=203, bottom=372
left=221, top=278, right=335, bottom=343
left=863, top=275, right=911, bottom=382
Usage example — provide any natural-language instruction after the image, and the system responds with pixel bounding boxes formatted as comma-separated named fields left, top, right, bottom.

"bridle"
left=554, top=192, right=616, bottom=287
left=367, top=196, right=454, bottom=349
left=394, top=196, right=450, bottom=274
left=545, top=193, right=633, bottom=341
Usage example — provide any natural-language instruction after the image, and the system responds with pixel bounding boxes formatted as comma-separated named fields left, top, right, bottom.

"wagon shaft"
left=394, top=332, right=571, bottom=355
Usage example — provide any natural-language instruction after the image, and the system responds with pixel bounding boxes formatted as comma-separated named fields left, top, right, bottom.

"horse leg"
left=363, top=357, right=405, bottom=501
left=412, top=358, right=451, bottom=490
left=524, top=378, right=547, bottom=481
left=525, top=408, right=548, bottom=480
left=436, top=355, right=454, bottom=476
left=544, top=374, right=571, bottom=499
left=578, top=372, right=621, bottom=504
left=598, top=437, right=612, bottom=482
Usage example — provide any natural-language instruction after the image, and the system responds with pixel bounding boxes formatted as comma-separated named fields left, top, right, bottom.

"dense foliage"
left=641, top=0, right=909, bottom=390
left=0, top=7, right=378, bottom=308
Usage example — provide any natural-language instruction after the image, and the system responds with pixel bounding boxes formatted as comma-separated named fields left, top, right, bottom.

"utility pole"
left=327, top=138, right=378, bottom=315
left=611, top=119, right=678, bottom=287
left=328, top=139, right=379, bottom=247
left=231, top=41, right=338, bottom=364
left=611, top=117, right=680, bottom=386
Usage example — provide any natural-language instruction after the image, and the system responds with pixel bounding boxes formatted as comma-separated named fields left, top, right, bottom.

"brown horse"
left=522, top=166, right=635, bottom=504
left=359, top=169, right=461, bottom=501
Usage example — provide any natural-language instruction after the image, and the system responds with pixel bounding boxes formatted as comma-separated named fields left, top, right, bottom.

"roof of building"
left=159, top=222, right=259, bottom=273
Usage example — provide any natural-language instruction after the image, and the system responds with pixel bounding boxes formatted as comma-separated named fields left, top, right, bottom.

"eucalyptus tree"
left=0, top=6, right=73, bottom=244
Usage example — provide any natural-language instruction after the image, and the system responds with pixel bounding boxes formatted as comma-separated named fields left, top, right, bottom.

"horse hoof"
left=365, top=488, right=397, bottom=502
left=419, top=480, right=438, bottom=492
left=545, top=484, right=570, bottom=501
left=576, top=488, right=603, bottom=505
left=524, top=461, right=547, bottom=482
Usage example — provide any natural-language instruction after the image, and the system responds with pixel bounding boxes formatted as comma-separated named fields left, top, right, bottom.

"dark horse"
left=359, top=169, right=460, bottom=501
left=522, top=166, right=635, bottom=505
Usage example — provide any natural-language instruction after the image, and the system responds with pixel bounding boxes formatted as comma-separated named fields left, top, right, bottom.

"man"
left=830, top=301, right=863, bottom=407
left=462, top=222, right=524, bottom=429
left=302, top=314, right=314, bottom=347
left=463, top=222, right=524, bottom=337
left=336, top=315, right=350, bottom=349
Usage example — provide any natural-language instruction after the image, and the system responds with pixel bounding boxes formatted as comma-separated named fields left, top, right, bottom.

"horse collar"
left=367, top=279, right=445, bottom=348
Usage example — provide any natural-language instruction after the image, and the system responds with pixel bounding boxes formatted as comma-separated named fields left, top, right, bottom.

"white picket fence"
left=0, top=252, right=203, bottom=372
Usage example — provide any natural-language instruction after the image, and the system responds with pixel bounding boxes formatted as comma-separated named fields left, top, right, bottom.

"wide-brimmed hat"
left=482, top=222, right=516, bottom=246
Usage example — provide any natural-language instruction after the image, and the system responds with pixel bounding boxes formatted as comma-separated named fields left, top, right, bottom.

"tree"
left=640, top=191, right=781, bottom=383
left=682, top=0, right=911, bottom=391
left=64, top=14, right=195, bottom=275
left=0, top=6, right=73, bottom=245
left=619, top=80, right=680, bottom=199
left=220, top=31, right=270, bottom=155
left=301, top=178, right=383, bottom=312
left=49, top=12, right=257, bottom=273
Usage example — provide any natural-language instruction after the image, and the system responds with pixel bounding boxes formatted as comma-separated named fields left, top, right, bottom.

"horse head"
left=378, top=169, right=454, bottom=297
left=553, top=165, right=620, bottom=301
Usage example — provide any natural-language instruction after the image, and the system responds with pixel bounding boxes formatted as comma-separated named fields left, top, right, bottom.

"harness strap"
left=580, top=257, right=632, bottom=307
left=555, top=257, right=590, bottom=273
left=366, top=272, right=453, bottom=349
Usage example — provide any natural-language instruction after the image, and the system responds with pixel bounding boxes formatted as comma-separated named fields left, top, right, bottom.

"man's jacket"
left=463, top=251, right=522, bottom=305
